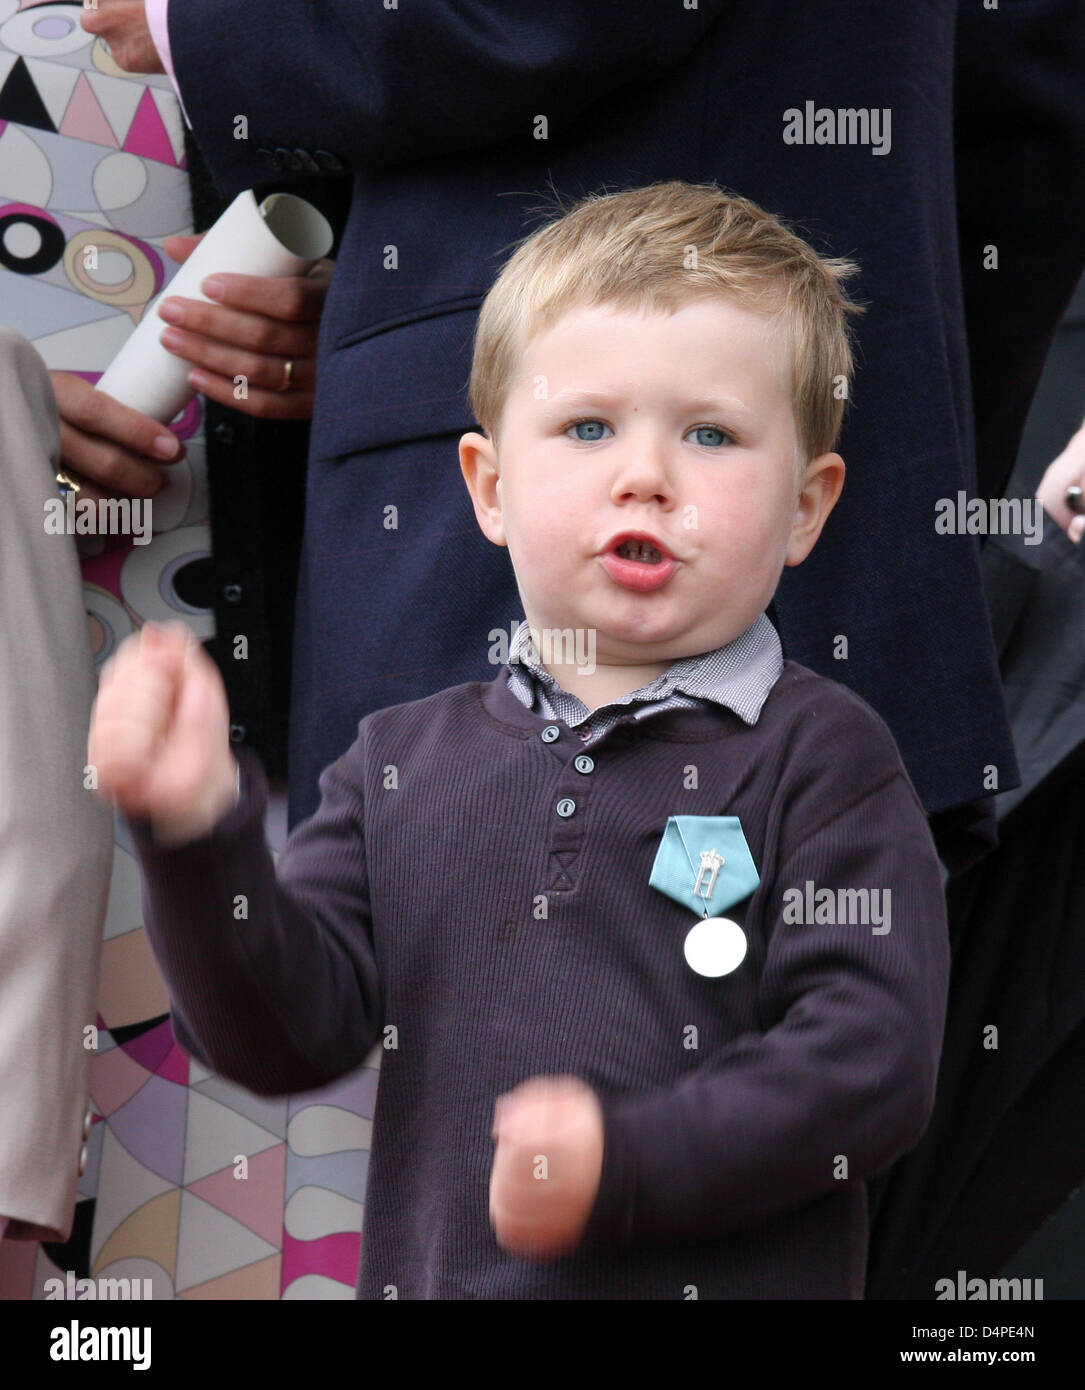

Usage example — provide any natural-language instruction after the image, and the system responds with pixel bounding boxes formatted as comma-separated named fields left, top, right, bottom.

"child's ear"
left=784, top=452, right=845, bottom=566
left=458, top=431, right=507, bottom=547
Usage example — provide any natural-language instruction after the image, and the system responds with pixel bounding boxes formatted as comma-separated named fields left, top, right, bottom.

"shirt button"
left=540, top=725, right=560, bottom=743
left=77, top=1143, right=88, bottom=1177
left=556, top=798, right=576, bottom=817
left=574, top=755, right=594, bottom=774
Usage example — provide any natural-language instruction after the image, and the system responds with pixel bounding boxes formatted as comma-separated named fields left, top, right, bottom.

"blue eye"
left=688, top=425, right=731, bottom=447
left=566, top=418, right=612, bottom=442
left=563, top=419, right=733, bottom=446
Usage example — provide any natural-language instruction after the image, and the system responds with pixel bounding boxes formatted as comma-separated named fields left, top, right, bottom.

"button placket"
left=540, top=726, right=595, bottom=892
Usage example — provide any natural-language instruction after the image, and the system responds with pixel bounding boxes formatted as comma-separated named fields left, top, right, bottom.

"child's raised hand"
left=87, top=620, right=237, bottom=846
left=488, top=1075, right=605, bottom=1260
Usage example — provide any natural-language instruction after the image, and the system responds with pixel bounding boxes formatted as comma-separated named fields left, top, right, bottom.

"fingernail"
left=202, top=277, right=226, bottom=301
left=158, top=299, right=184, bottom=324
left=154, top=435, right=180, bottom=458
left=1070, top=516, right=1085, bottom=543
left=188, top=370, right=209, bottom=391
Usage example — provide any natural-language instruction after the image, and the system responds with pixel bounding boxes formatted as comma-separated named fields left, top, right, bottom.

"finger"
left=90, top=649, right=186, bottom=783
left=132, top=643, right=233, bottom=819
left=196, top=269, right=330, bottom=324
left=185, top=367, right=314, bottom=421
left=161, top=232, right=206, bottom=264
left=1070, top=515, right=1085, bottom=543
left=158, top=323, right=315, bottom=393
left=138, top=619, right=193, bottom=684
left=164, top=636, right=228, bottom=763
left=58, top=420, right=169, bottom=499
left=95, top=629, right=179, bottom=710
left=157, top=296, right=319, bottom=358
left=58, top=378, right=185, bottom=464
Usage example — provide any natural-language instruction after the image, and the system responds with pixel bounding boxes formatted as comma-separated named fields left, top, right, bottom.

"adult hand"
left=157, top=233, right=334, bottom=420
left=489, top=1075, right=605, bottom=1261
left=79, top=1, right=166, bottom=75
left=51, top=369, right=182, bottom=504
left=1035, top=421, right=1085, bottom=543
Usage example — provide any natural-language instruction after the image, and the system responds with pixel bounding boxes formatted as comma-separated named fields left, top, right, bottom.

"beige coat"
left=0, top=328, right=113, bottom=1242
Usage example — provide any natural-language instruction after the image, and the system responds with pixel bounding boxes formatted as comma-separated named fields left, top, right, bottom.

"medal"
left=649, top=817, right=759, bottom=977
left=683, top=915, right=747, bottom=977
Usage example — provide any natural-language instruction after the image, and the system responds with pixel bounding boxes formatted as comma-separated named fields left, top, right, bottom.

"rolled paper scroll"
left=95, top=190, right=334, bottom=423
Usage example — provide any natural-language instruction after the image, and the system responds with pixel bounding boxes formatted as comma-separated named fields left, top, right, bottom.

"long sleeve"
left=166, top=0, right=726, bottom=192
left=584, top=747, right=951, bottom=1248
left=126, top=740, right=382, bottom=1096
left=144, top=0, right=191, bottom=129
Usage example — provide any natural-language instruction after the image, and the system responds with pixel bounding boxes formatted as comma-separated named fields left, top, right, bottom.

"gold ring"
left=277, top=358, right=295, bottom=393
left=56, top=470, right=81, bottom=495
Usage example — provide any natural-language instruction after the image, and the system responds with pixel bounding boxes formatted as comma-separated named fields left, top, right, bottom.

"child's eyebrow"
left=547, top=389, right=621, bottom=408
left=680, top=396, right=756, bottom=423
left=548, top=389, right=756, bottom=422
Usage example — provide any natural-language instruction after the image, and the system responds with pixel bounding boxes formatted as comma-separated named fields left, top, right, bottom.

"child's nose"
left=610, top=446, right=676, bottom=502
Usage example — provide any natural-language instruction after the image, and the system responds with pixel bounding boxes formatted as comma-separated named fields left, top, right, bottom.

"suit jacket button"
left=77, top=1143, right=88, bottom=1177
left=315, top=148, right=345, bottom=174
left=82, top=1108, right=93, bottom=1140
left=297, top=149, right=320, bottom=174
left=274, top=145, right=302, bottom=172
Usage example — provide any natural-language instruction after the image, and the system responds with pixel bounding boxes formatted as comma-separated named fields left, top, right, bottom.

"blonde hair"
left=468, top=180, right=865, bottom=473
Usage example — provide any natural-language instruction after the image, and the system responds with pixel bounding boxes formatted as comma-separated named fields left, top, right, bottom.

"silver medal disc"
left=684, top=916, right=747, bottom=977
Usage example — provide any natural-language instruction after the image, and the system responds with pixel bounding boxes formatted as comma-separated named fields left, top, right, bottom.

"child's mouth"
left=599, top=533, right=679, bottom=592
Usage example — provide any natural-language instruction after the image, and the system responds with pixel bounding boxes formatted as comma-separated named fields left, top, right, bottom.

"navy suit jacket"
left=164, top=0, right=1085, bottom=854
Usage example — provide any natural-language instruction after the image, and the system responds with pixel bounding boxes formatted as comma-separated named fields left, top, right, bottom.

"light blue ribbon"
left=649, top=815, right=760, bottom=916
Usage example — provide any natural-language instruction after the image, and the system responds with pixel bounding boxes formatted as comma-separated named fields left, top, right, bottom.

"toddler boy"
left=88, top=180, right=950, bottom=1299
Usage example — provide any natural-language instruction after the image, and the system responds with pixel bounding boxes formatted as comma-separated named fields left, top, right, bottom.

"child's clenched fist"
left=489, top=1075, right=605, bottom=1260
left=87, top=620, right=238, bottom=847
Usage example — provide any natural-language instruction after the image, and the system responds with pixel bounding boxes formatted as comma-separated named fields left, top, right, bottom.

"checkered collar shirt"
left=504, top=611, right=784, bottom=746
